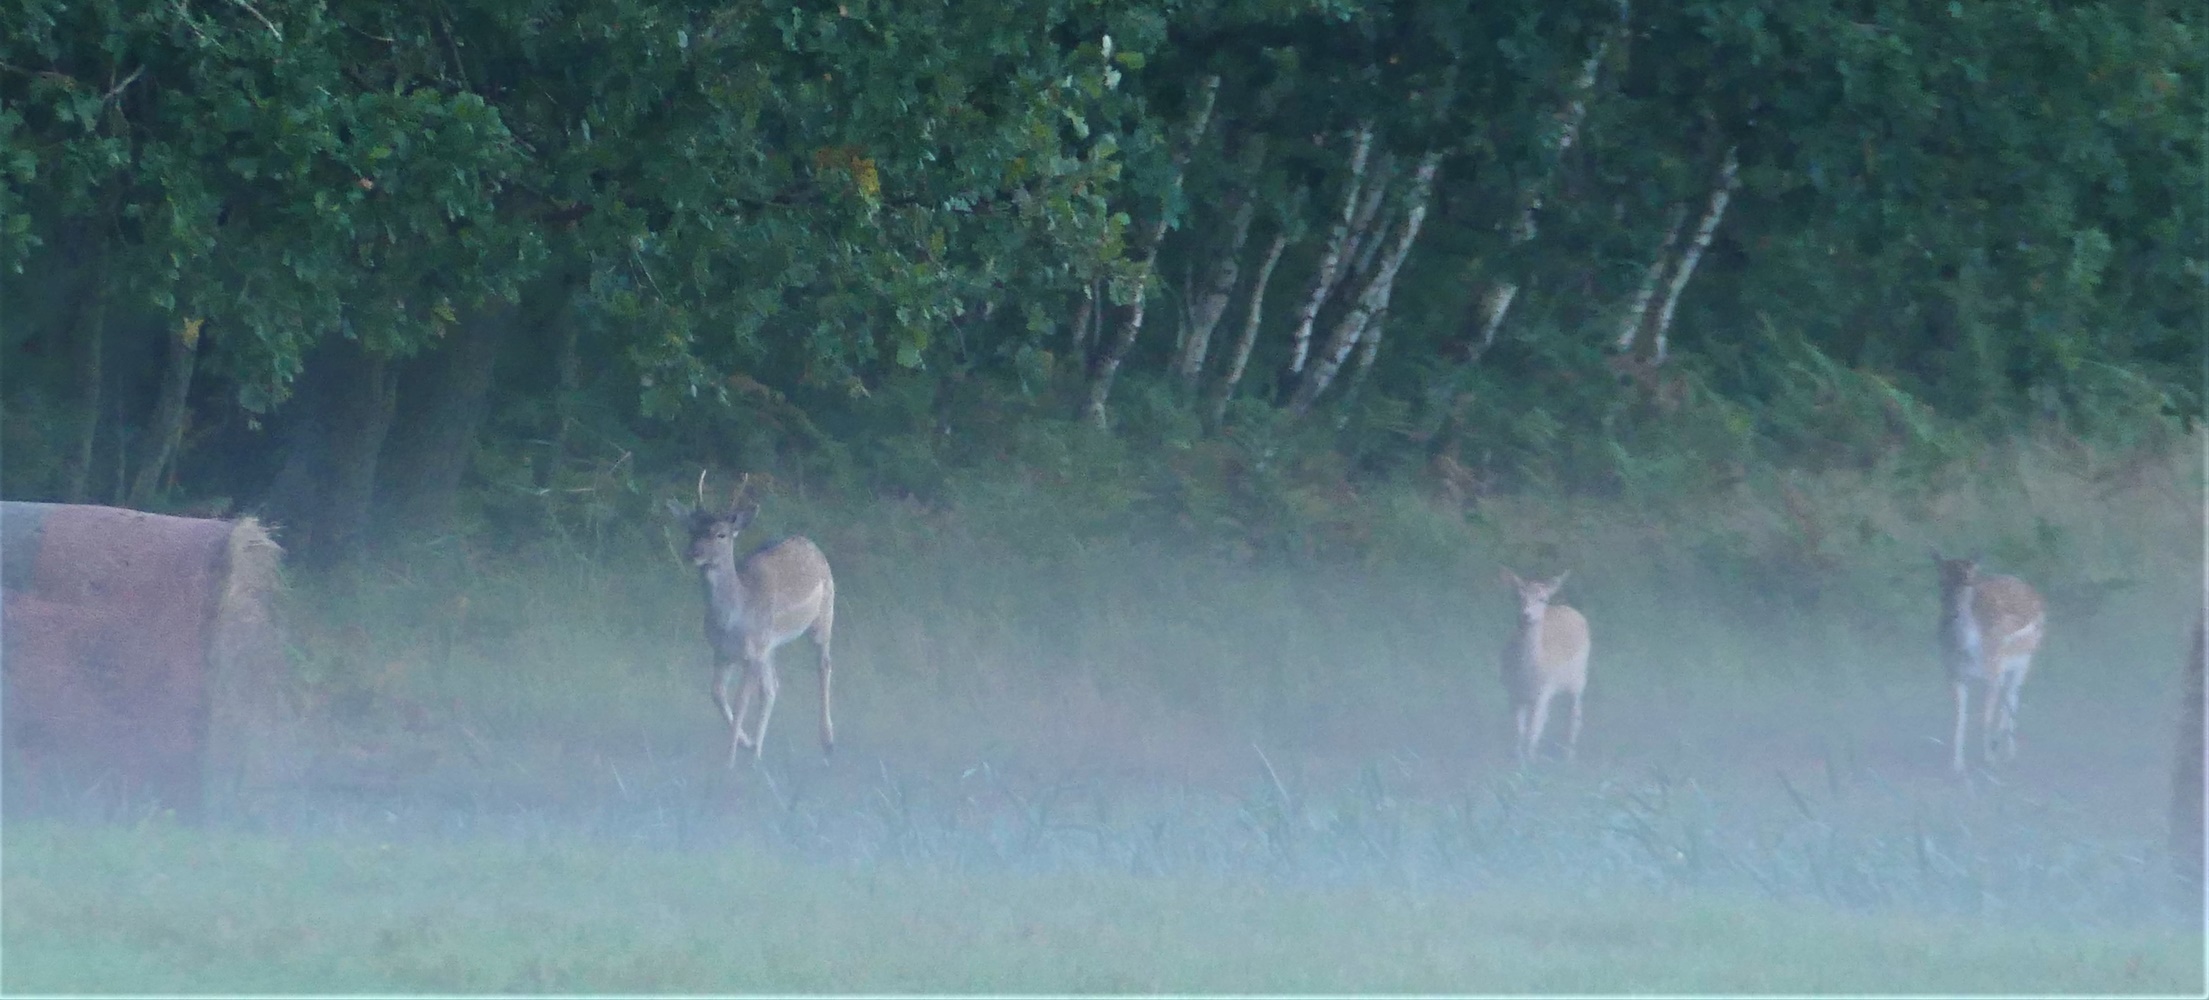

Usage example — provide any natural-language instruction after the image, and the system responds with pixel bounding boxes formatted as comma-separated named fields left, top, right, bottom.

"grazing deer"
left=668, top=473, right=837, bottom=767
left=1933, top=553, right=2045, bottom=775
left=1500, top=569, right=1592, bottom=765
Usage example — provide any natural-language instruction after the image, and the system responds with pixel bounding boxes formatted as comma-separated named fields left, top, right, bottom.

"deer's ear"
left=1547, top=570, right=1570, bottom=591
left=1499, top=568, right=1521, bottom=589
left=727, top=504, right=757, bottom=531
left=665, top=498, right=692, bottom=521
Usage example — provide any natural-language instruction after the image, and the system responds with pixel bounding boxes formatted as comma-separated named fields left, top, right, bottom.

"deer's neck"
left=1506, top=613, right=1545, bottom=678
left=1940, top=585, right=1981, bottom=664
left=699, top=559, right=756, bottom=631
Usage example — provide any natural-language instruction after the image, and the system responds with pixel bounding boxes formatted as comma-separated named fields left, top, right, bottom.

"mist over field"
left=7, top=436, right=2204, bottom=993
left=2, top=0, right=2203, bottom=993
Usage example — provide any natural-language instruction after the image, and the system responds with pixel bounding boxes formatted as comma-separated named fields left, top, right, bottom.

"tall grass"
left=280, top=429, right=2202, bottom=769
left=9, top=431, right=2196, bottom=993
left=3, top=819, right=2196, bottom=995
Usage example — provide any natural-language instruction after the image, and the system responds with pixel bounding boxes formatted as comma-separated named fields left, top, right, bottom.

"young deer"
left=1500, top=569, right=1592, bottom=765
left=669, top=474, right=837, bottom=768
left=1934, top=553, right=2045, bottom=775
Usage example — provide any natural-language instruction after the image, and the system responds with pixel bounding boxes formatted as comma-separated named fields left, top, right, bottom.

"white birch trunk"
left=1208, top=229, right=1290, bottom=427
left=1289, top=152, right=1442, bottom=415
left=1468, top=4, right=1625, bottom=356
left=1069, top=282, right=1097, bottom=364
left=1343, top=311, right=1386, bottom=402
left=1283, top=123, right=1374, bottom=377
left=1612, top=202, right=1688, bottom=355
left=1647, top=146, right=1738, bottom=366
left=1082, top=75, right=1222, bottom=427
left=1327, top=152, right=1397, bottom=299
left=1174, top=195, right=1257, bottom=389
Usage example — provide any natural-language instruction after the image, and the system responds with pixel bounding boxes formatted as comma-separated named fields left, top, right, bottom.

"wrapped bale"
left=1, top=502, right=298, bottom=819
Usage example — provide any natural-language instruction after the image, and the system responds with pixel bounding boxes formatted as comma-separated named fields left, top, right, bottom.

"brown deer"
left=668, top=473, right=837, bottom=767
left=1500, top=569, right=1592, bottom=765
left=1933, top=553, right=2046, bottom=775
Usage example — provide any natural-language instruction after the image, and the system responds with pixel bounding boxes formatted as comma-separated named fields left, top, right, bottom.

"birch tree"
left=1082, top=74, right=1222, bottom=428
left=1288, top=151, right=1443, bottom=415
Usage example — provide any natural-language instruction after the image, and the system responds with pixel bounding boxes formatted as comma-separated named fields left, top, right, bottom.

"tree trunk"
left=1082, top=216, right=1168, bottom=427
left=1612, top=203, right=1690, bottom=356
left=378, top=306, right=514, bottom=539
left=125, top=317, right=204, bottom=508
left=1337, top=153, right=1397, bottom=278
left=1173, top=196, right=1256, bottom=391
left=265, top=335, right=399, bottom=567
left=324, top=349, right=399, bottom=565
left=1282, top=123, right=1375, bottom=381
left=1207, top=229, right=1290, bottom=428
left=1068, top=281, right=1099, bottom=368
left=1462, top=7, right=1623, bottom=360
left=1289, top=153, right=1442, bottom=415
left=1645, top=146, right=1739, bottom=365
left=1342, top=311, right=1387, bottom=403
left=60, top=261, right=106, bottom=504
left=542, top=311, right=582, bottom=488
left=1081, top=74, right=1221, bottom=428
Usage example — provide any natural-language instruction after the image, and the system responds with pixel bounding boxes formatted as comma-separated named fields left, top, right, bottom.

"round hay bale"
left=1, top=502, right=301, bottom=820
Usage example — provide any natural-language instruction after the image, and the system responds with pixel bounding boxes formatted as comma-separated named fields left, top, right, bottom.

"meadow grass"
left=3, top=818, right=2198, bottom=995
left=6, top=432, right=2198, bottom=994
left=281, top=430, right=2202, bottom=784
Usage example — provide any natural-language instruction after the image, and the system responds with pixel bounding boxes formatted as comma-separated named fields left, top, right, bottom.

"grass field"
left=4, top=434, right=2203, bottom=993
left=3, top=820, right=2198, bottom=994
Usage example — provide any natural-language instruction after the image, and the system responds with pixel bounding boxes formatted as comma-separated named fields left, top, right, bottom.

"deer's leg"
left=749, top=646, right=781, bottom=761
left=713, top=660, right=738, bottom=726
left=816, top=642, right=835, bottom=758
left=1980, top=672, right=2004, bottom=766
left=1526, top=690, right=1555, bottom=765
left=1564, top=689, right=1584, bottom=763
left=1996, top=661, right=2027, bottom=762
left=728, top=668, right=761, bottom=767
left=1950, top=679, right=1971, bottom=775
left=813, top=603, right=835, bottom=757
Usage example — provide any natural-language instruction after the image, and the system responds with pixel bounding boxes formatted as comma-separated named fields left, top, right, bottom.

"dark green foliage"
left=0, top=0, right=2196, bottom=558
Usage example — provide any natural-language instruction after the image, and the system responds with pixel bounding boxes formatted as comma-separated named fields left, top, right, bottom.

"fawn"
left=1500, top=569, right=1592, bottom=765
left=669, top=474, right=837, bottom=767
left=1933, top=553, right=2045, bottom=774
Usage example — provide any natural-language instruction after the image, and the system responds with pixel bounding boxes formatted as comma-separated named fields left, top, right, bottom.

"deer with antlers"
left=668, top=472, right=838, bottom=767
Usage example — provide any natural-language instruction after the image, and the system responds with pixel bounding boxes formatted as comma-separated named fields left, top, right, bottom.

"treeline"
left=1, top=0, right=2199, bottom=563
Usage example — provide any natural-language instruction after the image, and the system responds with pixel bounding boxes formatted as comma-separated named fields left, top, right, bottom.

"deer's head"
left=1935, top=549, right=1988, bottom=596
left=1502, top=568, right=1569, bottom=627
left=668, top=472, right=758, bottom=569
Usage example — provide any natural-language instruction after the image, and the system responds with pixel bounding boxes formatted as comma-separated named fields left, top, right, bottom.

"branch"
left=101, top=66, right=146, bottom=105
left=226, top=0, right=283, bottom=41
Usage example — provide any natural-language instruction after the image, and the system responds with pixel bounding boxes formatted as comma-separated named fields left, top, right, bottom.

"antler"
left=729, top=472, right=755, bottom=512
left=695, top=467, right=709, bottom=509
